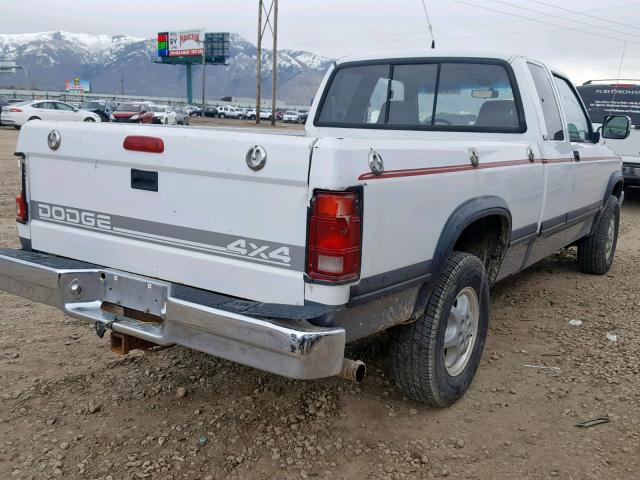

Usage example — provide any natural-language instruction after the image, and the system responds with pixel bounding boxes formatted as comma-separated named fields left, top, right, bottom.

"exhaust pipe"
left=339, top=358, right=366, bottom=383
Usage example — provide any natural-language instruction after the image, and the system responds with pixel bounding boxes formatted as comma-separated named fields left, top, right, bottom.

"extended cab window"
left=553, top=76, right=592, bottom=142
left=316, top=60, right=524, bottom=132
left=527, top=63, right=564, bottom=141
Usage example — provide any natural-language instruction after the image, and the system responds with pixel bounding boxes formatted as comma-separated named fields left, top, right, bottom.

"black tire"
left=14, top=125, right=21, bottom=130
left=27, top=116, right=41, bottom=122
left=391, top=252, right=490, bottom=407
left=84, top=118, right=95, bottom=122
left=577, top=195, right=620, bottom=275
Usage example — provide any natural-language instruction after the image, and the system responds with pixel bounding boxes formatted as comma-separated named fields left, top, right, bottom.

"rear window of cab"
left=315, top=59, right=526, bottom=133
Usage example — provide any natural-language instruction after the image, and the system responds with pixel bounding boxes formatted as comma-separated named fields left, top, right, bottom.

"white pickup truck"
left=0, top=51, right=630, bottom=407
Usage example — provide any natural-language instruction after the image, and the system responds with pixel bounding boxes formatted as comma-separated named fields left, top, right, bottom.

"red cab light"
left=307, top=190, right=362, bottom=282
left=9, top=108, right=23, bottom=113
left=123, top=136, right=164, bottom=153
left=16, top=195, right=28, bottom=224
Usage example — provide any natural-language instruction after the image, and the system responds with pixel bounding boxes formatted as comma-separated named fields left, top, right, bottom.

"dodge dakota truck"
left=0, top=51, right=630, bottom=407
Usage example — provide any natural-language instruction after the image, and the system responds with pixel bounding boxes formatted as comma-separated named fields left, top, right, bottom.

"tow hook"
left=94, top=321, right=109, bottom=339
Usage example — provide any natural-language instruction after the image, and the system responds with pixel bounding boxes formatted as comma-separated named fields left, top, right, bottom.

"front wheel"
left=84, top=118, right=95, bottom=122
left=577, top=195, right=620, bottom=275
left=391, top=251, right=490, bottom=407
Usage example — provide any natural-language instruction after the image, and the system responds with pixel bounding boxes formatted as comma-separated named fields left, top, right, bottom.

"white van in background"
left=578, top=80, right=640, bottom=187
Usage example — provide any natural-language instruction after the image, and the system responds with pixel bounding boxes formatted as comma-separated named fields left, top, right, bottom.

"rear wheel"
left=391, top=252, right=490, bottom=407
left=27, top=116, right=41, bottom=122
left=577, top=195, right=620, bottom=275
left=84, top=117, right=95, bottom=122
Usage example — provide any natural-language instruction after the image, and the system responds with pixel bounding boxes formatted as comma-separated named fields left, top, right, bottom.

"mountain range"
left=0, top=31, right=333, bottom=105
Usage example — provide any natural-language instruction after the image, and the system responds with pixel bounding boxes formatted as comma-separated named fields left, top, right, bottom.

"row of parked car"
left=1, top=95, right=309, bottom=128
left=0, top=97, right=192, bottom=128
left=203, top=105, right=309, bottom=123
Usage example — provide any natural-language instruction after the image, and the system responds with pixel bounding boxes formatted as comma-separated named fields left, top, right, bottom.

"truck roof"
left=335, top=49, right=525, bottom=64
left=335, top=50, right=569, bottom=75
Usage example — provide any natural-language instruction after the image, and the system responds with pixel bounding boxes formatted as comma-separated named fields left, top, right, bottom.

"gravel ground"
left=0, top=124, right=639, bottom=480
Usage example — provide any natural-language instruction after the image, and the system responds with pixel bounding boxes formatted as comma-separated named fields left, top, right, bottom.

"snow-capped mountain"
left=0, top=31, right=332, bottom=104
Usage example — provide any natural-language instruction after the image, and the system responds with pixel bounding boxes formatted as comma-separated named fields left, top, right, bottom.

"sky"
left=3, top=0, right=640, bottom=83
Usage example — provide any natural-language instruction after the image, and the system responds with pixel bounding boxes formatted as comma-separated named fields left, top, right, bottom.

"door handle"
left=131, top=169, right=158, bottom=192
left=573, top=150, right=581, bottom=162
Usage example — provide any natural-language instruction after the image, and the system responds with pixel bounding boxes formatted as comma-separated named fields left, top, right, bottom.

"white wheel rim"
left=605, top=215, right=616, bottom=261
left=444, top=287, right=480, bottom=377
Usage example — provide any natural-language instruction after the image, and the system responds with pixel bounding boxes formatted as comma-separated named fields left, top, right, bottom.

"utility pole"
left=186, top=64, right=192, bottom=104
left=271, top=0, right=278, bottom=126
left=120, top=74, right=124, bottom=96
left=202, top=48, right=206, bottom=117
left=256, top=1, right=263, bottom=124
left=256, top=0, right=278, bottom=126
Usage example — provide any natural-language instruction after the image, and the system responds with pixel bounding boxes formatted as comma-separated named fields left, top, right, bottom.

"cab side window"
left=527, top=63, right=564, bottom=141
left=553, top=76, right=592, bottom=143
left=54, top=102, right=74, bottom=111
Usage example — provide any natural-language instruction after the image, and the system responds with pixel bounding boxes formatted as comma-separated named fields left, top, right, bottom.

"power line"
left=450, top=0, right=640, bottom=46
left=485, top=0, right=640, bottom=41
left=419, top=0, right=436, bottom=48
left=523, top=0, right=640, bottom=31
left=609, top=42, right=628, bottom=116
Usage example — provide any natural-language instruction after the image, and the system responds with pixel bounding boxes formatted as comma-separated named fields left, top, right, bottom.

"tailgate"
left=17, top=121, right=314, bottom=305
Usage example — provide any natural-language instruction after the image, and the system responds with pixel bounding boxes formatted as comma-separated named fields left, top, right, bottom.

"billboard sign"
left=204, top=33, right=230, bottom=65
left=0, top=61, right=17, bottom=73
left=65, top=77, right=91, bottom=94
left=158, top=29, right=205, bottom=57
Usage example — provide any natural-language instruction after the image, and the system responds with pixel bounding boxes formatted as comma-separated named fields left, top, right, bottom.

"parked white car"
left=247, top=108, right=273, bottom=120
left=0, top=50, right=628, bottom=407
left=283, top=110, right=301, bottom=123
left=150, top=105, right=177, bottom=125
left=217, top=105, right=244, bottom=119
left=0, top=100, right=101, bottom=128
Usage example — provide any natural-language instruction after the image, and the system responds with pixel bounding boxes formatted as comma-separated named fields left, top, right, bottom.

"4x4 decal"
left=29, top=200, right=303, bottom=270
left=227, top=239, right=292, bottom=265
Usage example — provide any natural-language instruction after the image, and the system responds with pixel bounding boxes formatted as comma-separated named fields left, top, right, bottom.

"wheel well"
left=453, top=215, right=510, bottom=283
left=612, top=181, right=623, bottom=200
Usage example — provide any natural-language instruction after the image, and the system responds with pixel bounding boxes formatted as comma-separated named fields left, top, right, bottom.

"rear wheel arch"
left=433, top=196, right=511, bottom=283
left=411, top=196, right=510, bottom=326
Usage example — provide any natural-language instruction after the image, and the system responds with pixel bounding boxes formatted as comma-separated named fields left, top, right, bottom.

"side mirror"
left=602, top=115, right=631, bottom=140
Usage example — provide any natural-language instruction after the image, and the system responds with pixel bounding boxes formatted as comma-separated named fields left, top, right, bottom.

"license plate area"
left=60, top=270, right=168, bottom=318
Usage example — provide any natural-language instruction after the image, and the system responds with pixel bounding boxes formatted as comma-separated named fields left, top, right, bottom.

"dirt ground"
left=0, top=123, right=639, bottom=480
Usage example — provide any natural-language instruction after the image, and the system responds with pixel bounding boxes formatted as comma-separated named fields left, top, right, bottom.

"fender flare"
left=431, top=196, right=512, bottom=278
left=603, top=170, right=624, bottom=206
left=412, top=196, right=511, bottom=318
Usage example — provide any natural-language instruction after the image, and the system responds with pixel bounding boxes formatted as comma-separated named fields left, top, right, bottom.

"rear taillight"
left=9, top=108, right=23, bottom=113
left=16, top=195, right=28, bottom=224
left=123, top=135, right=164, bottom=153
left=307, top=190, right=362, bottom=282
left=16, top=159, right=28, bottom=224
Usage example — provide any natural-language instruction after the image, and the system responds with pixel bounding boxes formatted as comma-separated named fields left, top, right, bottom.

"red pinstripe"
left=358, top=156, right=620, bottom=181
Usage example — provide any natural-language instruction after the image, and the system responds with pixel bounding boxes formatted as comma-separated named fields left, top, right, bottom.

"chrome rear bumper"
left=0, top=249, right=346, bottom=379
